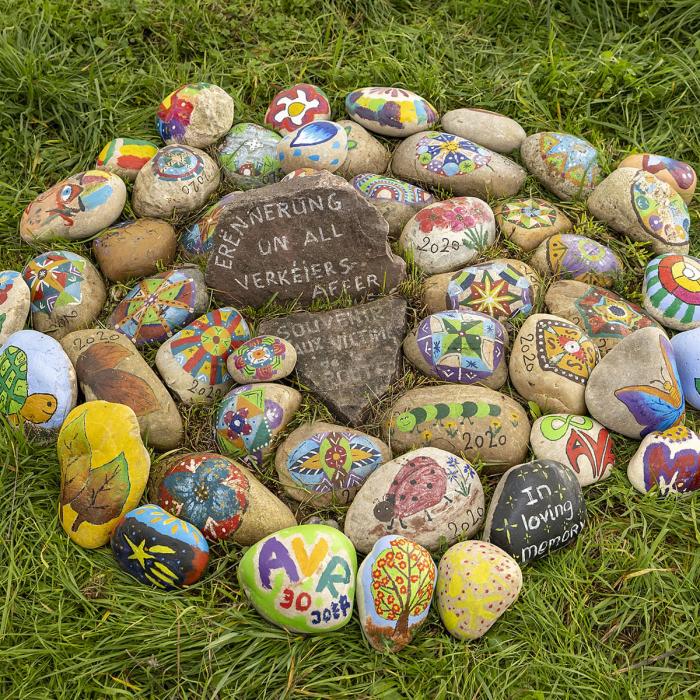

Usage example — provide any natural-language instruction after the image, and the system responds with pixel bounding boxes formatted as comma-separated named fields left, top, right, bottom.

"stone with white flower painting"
left=335, top=120, right=391, bottom=179
left=264, top=83, right=331, bottom=136
left=494, top=197, right=572, bottom=251
left=442, top=108, right=526, bottom=153
left=0, top=271, right=30, bottom=344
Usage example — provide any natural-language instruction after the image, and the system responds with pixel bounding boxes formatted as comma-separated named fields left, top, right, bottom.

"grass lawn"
left=1, top=0, right=700, bottom=697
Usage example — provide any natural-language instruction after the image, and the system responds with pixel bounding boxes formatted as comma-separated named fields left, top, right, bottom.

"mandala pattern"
left=575, top=287, right=655, bottom=340
left=264, top=83, right=330, bottom=135
left=645, top=254, right=700, bottom=326
left=22, top=251, right=86, bottom=314
left=415, top=132, right=491, bottom=177
left=546, top=234, right=621, bottom=284
left=152, top=145, right=205, bottom=182
left=182, top=192, right=239, bottom=256
left=156, top=82, right=209, bottom=142
left=535, top=318, right=597, bottom=384
left=233, top=336, right=287, bottom=381
left=538, top=133, right=602, bottom=188
left=217, top=123, right=282, bottom=187
left=351, top=174, right=434, bottom=205
left=345, top=87, right=438, bottom=132
left=497, top=198, right=557, bottom=229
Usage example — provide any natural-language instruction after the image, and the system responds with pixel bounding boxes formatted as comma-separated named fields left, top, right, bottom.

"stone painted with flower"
left=391, top=131, right=526, bottom=198
left=0, top=271, right=30, bottom=344
left=277, top=120, right=348, bottom=174
left=111, top=505, right=209, bottom=589
left=587, top=168, right=690, bottom=255
left=618, top=153, right=696, bottom=203
left=357, top=535, right=437, bottom=652
left=58, top=401, right=150, bottom=549
left=96, top=138, right=159, bottom=181
left=227, top=335, right=297, bottom=384
left=156, top=82, right=234, bottom=147
left=264, top=83, right=331, bottom=136
left=156, top=307, right=251, bottom=404
left=22, top=250, right=106, bottom=341
left=275, top=421, right=391, bottom=506
left=132, top=145, right=220, bottom=218
left=216, top=123, right=282, bottom=189
left=441, top=108, right=526, bottom=153
left=344, top=447, right=485, bottom=553
left=334, top=120, right=391, bottom=180
left=345, top=87, right=438, bottom=137
left=156, top=452, right=296, bottom=545
left=215, top=382, right=302, bottom=469
left=521, top=132, right=603, bottom=199
left=20, top=170, right=126, bottom=243
left=494, top=197, right=572, bottom=251
left=238, top=524, right=357, bottom=634
left=398, top=197, right=496, bottom=274
left=403, top=310, right=509, bottom=390
left=627, top=425, right=700, bottom=497
left=670, top=327, right=700, bottom=410
left=181, top=191, right=239, bottom=258
left=436, top=541, right=522, bottom=640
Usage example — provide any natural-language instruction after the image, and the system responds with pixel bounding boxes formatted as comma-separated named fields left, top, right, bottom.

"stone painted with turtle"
left=277, top=120, right=348, bottom=173
left=670, top=327, right=700, bottom=410
left=238, top=524, right=357, bottom=634
left=227, top=335, right=297, bottom=384
left=643, top=254, right=700, bottom=331
left=618, top=153, right=696, bottom=203
left=216, top=122, right=282, bottom=189
left=494, top=197, right=572, bottom=251
left=264, top=83, right=331, bottom=136
left=0, top=270, right=30, bottom=344
left=181, top=191, right=239, bottom=257
left=96, top=138, right=159, bottom=181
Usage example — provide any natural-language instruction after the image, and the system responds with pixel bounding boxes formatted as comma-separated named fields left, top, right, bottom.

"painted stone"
left=520, top=132, right=602, bottom=199
left=238, top=524, right=357, bottom=633
left=350, top=173, right=434, bottom=238
left=58, top=401, right=150, bottom=549
left=494, top=197, right=572, bottom=251
left=436, top=541, right=522, bottom=640
left=111, top=505, right=209, bottom=589
left=264, top=83, right=331, bottom=136
left=670, top=327, right=700, bottom=409
left=345, top=86, right=438, bottom=137
left=530, top=414, right=615, bottom=487
left=156, top=82, right=234, bottom=147
left=643, top=254, right=700, bottom=330
left=61, top=328, right=183, bottom=450
left=215, top=382, right=301, bottom=468
left=545, top=280, right=659, bottom=356
left=22, top=250, right=105, bottom=341
left=483, top=459, right=586, bottom=564
left=403, top=310, right=508, bottom=390
left=92, top=219, right=177, bottom=282
left=0, top=271, right=30, bottom=344
left=587, top=168, right=690, bottom=255
left=216, top=122, right=282, bottom=189
left=357, top=535, right=436, bottom=652
left=181, top=191, right=239, bottom=258
left=281, top=168, right=319, bottom=180
left=335, top=120, right=391, bottom=180
left=384, top=384, right=530, bottom=472
left=20, top=170, right=126, bottom=243
left=531, top=234, right=623, bottom=287
left=422, top=258, right=539, bottom=320
left=132, top=145, right=220, bottom=218
left=391, top=131, right=526, bottom=198
left=398, top=197, right=496, bottom=274
left=619, top=153, right=696, bottom=204
left=510, top=313, right=598, bottom=415
left=0, top=329, right=76, bottom=436
left=276, top=422, right=391, bottom=506
left=155, top=307, right=251, bottom=404
left=585, top=327, right=685, bottom=439
left=258, top=297, right=407, bottom=426
left=227, top=335, right=296, bottom=384
left=96, top=138, right=158, bottom=181
left=109, top=267, right=208, bottom=347
left=277, top=120, right=348, bottom=174
left=344, top=447, right=485, bottom=553
left=627, top=425, right=700, bottom=497
left=157, top=452, right=296, bottom=544
left=204, top=171, right=406, bottom=308
left=441, top=108, right=526, bottom=153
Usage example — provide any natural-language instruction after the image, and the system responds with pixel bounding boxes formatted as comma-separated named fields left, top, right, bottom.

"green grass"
left=1, top=0, right=700, bottom=697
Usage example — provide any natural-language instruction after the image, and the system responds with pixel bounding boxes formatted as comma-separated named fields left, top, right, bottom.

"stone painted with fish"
left=96, top=137, right=159, bottom=181
left=277, top=120, right=348, bottom=173
left=0, top=270, right=30, bottom=344
left=618, top=153, right=696, bottom=203
left=264, top=83, right=331, bottom=136
left=441, top=108, right=526, bottom=153
left=216, top=122, right=282, bottom=189
left=495, top=197, right=572, bottom=252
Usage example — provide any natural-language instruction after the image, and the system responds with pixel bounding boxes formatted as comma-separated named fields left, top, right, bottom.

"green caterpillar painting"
left=392, top=401, right=501, bottom=432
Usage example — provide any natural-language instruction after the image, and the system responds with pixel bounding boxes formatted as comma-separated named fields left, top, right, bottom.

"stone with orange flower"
left=227, top=335, right=297, bottom=384
left=264, top=83, right=331, bottom=136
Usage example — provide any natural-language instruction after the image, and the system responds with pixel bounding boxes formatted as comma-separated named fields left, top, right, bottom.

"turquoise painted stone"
left=216, top=123, right=282, bottom=189
left=238, top=524, right=357, bottom=633
left=643, top=253, right=700, bottom=331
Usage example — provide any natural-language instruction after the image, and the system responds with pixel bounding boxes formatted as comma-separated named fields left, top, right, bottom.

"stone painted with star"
left=0, top=270, right=30, bottom=344
left=494, top=197, right=572, bottom=251
left=277, top=120, right=348, bottom=173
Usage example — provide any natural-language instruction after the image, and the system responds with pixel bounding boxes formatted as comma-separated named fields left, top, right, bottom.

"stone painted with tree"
left=111, top=505, right=209, bottom=590
left=344, top=447, right=485, bottom=554
left=391, top=131, right=526, bottom=198
left=277, top=120, right=348, bottom=174
left=181, top=191, right=240, bottom=258
left=238, top=524, right=357, bottom=634
left=357, top=535, right=436, bottom=652
left=618, top=153, right=696, bottom=203
left=0, top=271, right=30, bottom=344
left=483, top=459, right=586, bottom=564
left=383, top=384, right=530, bottom=473
left=398, top=197, right=496, bottom=274
left=19, top=170, right=126, bottom=243
left=215, top=382, right=301, bottom=469
left=227, top=335, right=296, bottom=384
left=264, top=83, right=331, bottom=136
left=441, top=108, right=526, bottom=153
left=587, top=168, right=690, bottom=255
left=58, top=401, right=150, bottom=549
left=216, top=122, right=282, bottom=189
left=585, top=327, right=685, bottom=440
left=494, top=197, right=572, bottom=251
left=436, top=541, right=522, bottom=641
left=670, top=327, right=700, bottom=410
left=520, top=132, right=602, bottom=199
left=403, top=310, right=509, bottom=390
left=157, top=452, right=296, bottom=545
left=275, top=422, right=391, bottom=506
left=335, top=121, right=391, bottom=180
left=509, top=313, right=598, bottom=415
left=96, top=138, right=159, bottom=181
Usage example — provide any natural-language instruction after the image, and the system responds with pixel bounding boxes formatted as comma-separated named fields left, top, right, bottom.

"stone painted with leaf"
left=618, top=153, right=696, bottom=204
left=670, top=327, right=700, bottom=410
left=277, top=120, right=348, bottom=173
left=335, top=121, right=391, bottom=180
left=96, top=138, right=159, bottom=181
left=494, top=197, right=572, bottom=252
left=238, top=524, right=357, bottom=634
left=357, top=535, right=436, bottom=652
left=111, top=504, right=209, bottom=590
left=227, top=335, right=296, bottom=384
left=216, top=122, right=282, bottom=189
left=0, top=270, right=30, bottom=344
left=58, top=401, right=150, bottom=549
